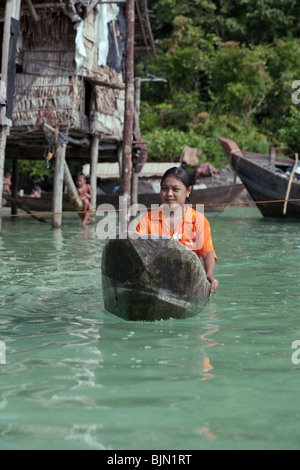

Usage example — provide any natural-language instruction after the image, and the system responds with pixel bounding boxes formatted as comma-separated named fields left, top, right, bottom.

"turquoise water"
left=0, top=206, right=300, bottom=450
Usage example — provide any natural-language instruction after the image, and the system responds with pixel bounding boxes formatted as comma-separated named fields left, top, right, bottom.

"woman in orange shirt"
left=136, top=167, right=218, bottom=296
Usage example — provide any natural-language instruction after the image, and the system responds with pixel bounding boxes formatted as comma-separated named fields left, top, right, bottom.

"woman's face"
left=160, top=175, right=191, bottom=208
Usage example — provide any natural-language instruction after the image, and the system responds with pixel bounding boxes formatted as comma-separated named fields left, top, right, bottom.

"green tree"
left=139, top=1, right=300, bottom=165
left=148, top=0, right=300, bottom=44
left=208, top=43, right=273, bottom=127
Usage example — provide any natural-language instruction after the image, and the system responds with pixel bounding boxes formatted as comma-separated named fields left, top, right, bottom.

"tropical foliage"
left=138, top=0, right=300, bottom=165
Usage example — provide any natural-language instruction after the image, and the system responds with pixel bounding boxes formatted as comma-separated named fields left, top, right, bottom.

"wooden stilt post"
left=131, top=167, right=138, bottom=205
left=120, top=0, right=135, bottom=233
left=63, top=161, right=83, bottom=219
left=90, top=134, right=99, bottom=217
left=52, top=142, right=67, bottom=228
left=130, top=76, right=167, bottom=208
left=0, top=0, right=21, bottom=232
left=133, top=77, right=141, bottom=133
left=131, top=77, right=141, bottom=205
left=117, top=143, right=122, bottom=180
left=0, top=126, right=9, bottom=231
left=11, top=158, right=18, bottom=216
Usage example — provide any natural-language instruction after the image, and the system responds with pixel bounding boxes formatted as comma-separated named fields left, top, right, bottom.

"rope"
left=1, top=197, right=300, bottom=219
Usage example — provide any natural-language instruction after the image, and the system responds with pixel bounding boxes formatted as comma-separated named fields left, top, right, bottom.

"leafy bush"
left=143, top=114, right=270, bottom=167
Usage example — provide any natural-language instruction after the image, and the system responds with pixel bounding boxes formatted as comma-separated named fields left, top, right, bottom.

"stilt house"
left=0, top=0, right=155, bottom=227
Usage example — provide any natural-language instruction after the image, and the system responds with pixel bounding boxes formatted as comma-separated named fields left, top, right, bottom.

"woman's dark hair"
left=160, top=167, right=193, bottom=202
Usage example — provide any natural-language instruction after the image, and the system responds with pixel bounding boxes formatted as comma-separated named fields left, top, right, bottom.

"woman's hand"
left=203, top=252, right=218, bottom=296
left=207, top=275, right=219, bottom=296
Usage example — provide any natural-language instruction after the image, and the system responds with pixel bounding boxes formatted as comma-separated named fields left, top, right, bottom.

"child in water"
left=3, top=172, right=12, bottom=195
left=76, top=173, right=93, bottom=226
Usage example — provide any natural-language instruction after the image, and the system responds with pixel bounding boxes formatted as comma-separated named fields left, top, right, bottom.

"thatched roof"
left=0, top=0, right=155, bottom=58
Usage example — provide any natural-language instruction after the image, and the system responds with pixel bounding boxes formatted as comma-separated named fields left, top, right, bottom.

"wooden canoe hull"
left=101, top=237, right=211, bottom=321
left=218, top=137, right=300, bottom=218
left=15, top=183, right=244, bottom=213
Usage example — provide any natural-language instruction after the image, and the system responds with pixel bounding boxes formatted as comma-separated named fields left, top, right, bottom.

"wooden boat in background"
left=218, top=137, right=300, bottom=218
left=137, top=183, right=244, bottom=212
left=101, top=237, right=211, bottom=321
left=15, top=182, right=244, bottom=214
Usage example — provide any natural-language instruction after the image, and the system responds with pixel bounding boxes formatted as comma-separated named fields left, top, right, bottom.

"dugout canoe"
left=218, top=136, right=300, bottom=218
left=101, top=236, right=211, bottom=321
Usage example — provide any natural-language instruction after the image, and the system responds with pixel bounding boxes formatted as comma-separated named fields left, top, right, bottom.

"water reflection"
left=52, top=229, right=64, bottom=253
left=2, top=209, right=300, bottom=449
left=97, top=312, right=220, bottom=387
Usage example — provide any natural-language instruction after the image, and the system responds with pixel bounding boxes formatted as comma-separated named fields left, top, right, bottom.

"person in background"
left=136, top=166, right=218, bottom=296
left=76, top=173, right=93, bottom=226
left=3, top=172, right=12, bottom=196
left=30, top=185, right=42, bottom=198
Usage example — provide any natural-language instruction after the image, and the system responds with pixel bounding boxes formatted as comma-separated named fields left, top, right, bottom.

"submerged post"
left=90, top=134, right=99, bottom=218
left=120, top=0, right=135, bottom=233
left=11, top=158, right=18, bottom=216
left=52, top=142, right=67, bottom=228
